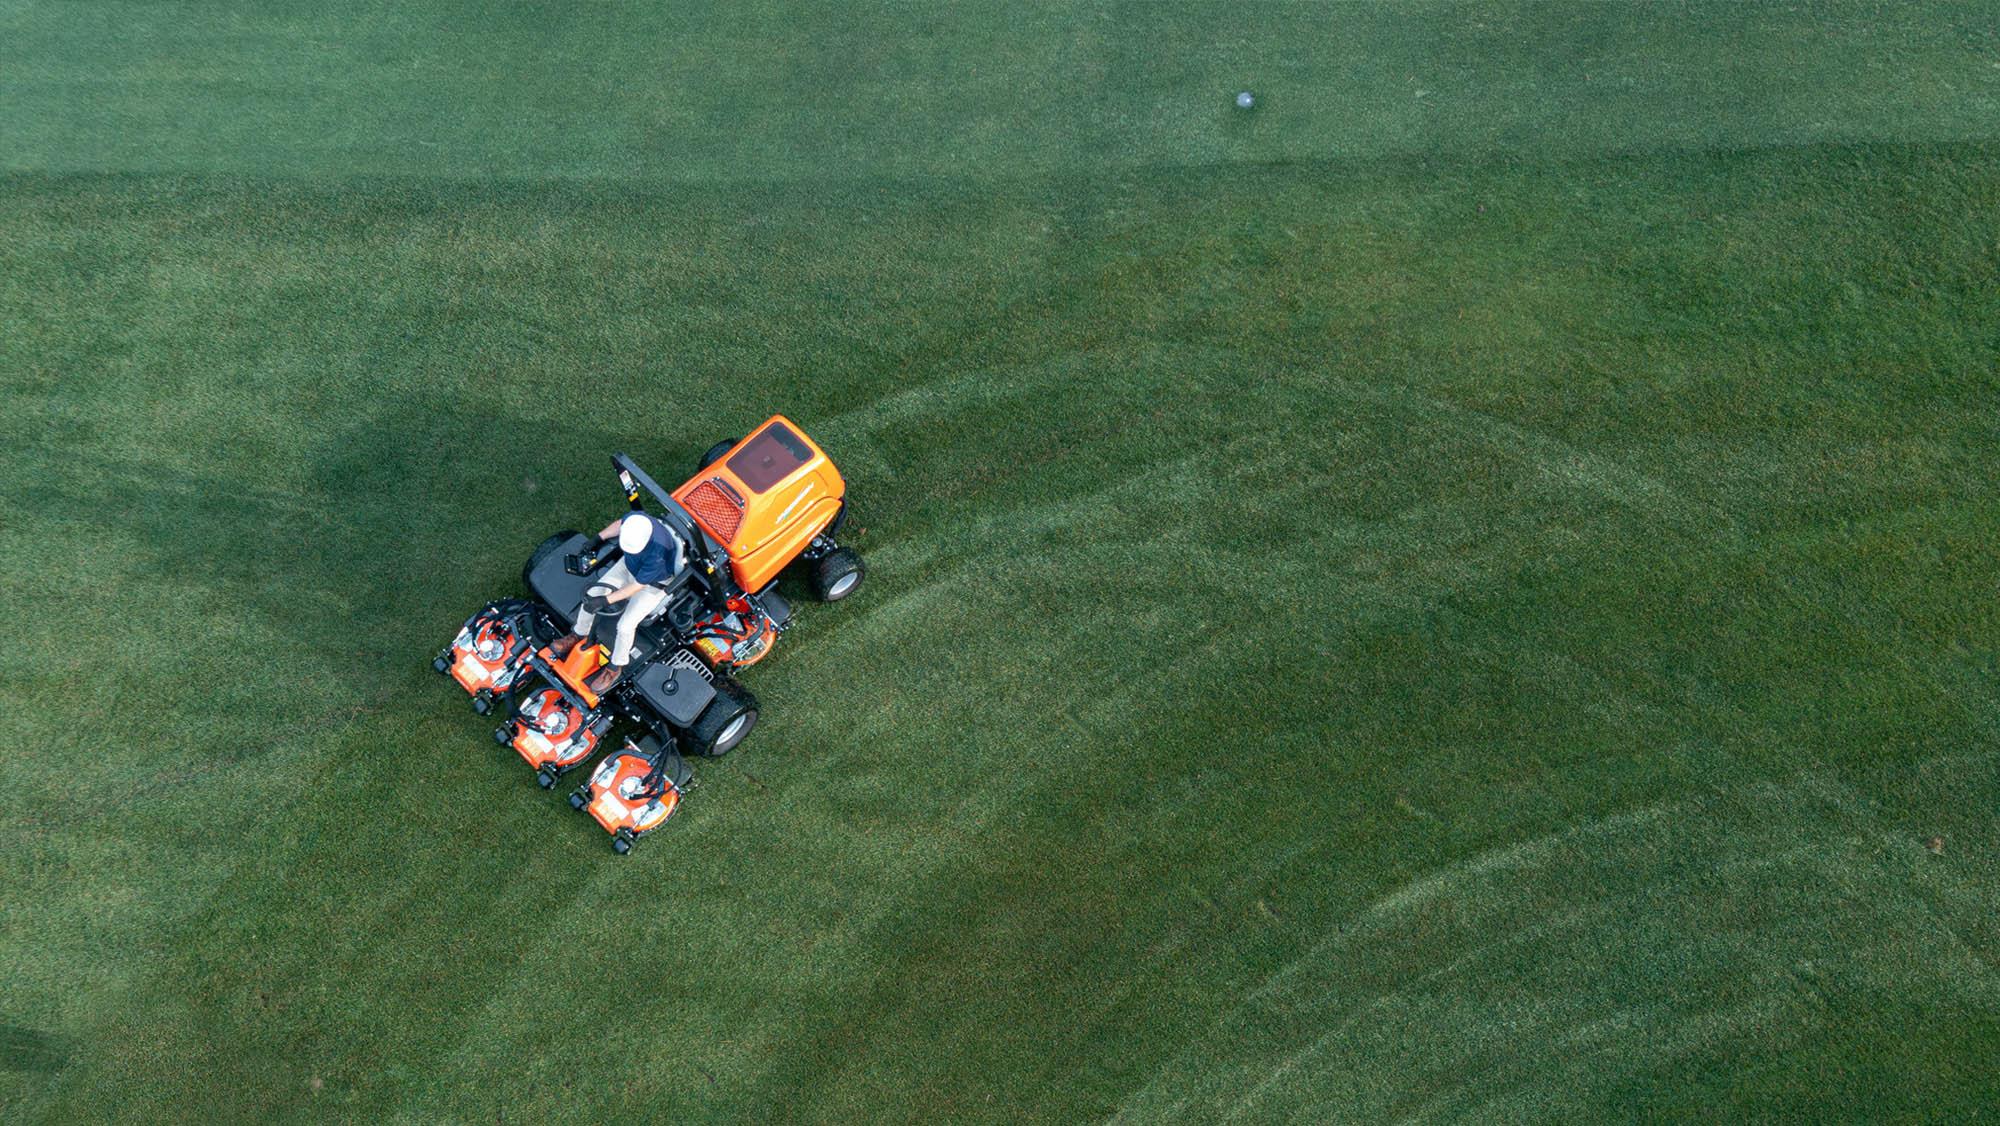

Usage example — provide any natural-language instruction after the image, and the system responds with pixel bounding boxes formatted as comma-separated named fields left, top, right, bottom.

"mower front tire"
left=568, top=789, right=588, bottom=810
left=808, top=547, right=865, bottom=602
left=687, top=677, right=759, bottom=757
left=524, top=529, right=583, bottom=590
left=612, top=836, right=632, bottom=855
left=697, top=438, right=741, bottom=472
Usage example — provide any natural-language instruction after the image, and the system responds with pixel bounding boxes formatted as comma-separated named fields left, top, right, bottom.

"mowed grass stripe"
left=2, top=139, right=1997, bottom=1120
left=1115, top=770, right=2000, bottom=1122
left=5, top=2, right=1998, bottom=181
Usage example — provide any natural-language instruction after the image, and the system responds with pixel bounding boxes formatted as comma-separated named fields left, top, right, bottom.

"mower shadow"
left=40, top=386, right=676, bottom=721
left=301, top=392, right=615, bottom=631
left=0, top=1024, right=70, bottom=1074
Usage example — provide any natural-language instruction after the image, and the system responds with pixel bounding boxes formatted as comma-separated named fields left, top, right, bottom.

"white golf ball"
left=1235, top=91, right=1255, bottom=109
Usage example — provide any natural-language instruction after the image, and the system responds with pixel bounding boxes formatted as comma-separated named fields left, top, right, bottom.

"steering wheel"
left=581, top=588, right=627, bottom=618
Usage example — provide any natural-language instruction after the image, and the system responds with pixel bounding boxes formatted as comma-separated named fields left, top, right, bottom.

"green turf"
left=3, top=2, right=1999, bottom=1121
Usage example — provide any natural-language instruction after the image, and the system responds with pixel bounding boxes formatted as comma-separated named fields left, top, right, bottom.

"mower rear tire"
left=524, top=529, right=583, bottom=589
left=687, top=678, right=759, bottom=757
left=697, top=438, right=741, bottom=472
left=808, top=548, right=865, bottom=602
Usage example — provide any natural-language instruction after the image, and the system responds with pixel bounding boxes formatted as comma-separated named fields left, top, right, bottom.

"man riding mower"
left=433, top=415, right=865, bottom=849
left=549, top=512, right=686, bottom=694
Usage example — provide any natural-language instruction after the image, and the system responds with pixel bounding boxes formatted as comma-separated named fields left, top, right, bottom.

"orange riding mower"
left=431, top=416, right=865, bottom=852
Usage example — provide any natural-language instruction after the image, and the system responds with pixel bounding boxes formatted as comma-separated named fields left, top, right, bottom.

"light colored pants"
left=572, top=559, right=669, bottom=666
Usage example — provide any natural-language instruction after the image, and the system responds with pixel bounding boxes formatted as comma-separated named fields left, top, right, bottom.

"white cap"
left=618, top=514, right=655, bottom=554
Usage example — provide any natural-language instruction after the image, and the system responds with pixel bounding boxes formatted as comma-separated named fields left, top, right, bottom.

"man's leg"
left=557, top=560, right=632, bottom=658
left=552, top=590, right=605, bottom=659
left=608, top=586, right=668, bottom=666
left=584, top=575, right=663, bottom=693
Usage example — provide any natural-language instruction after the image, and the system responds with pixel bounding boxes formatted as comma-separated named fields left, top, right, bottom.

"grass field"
left=4, top=2, right=1999, bottom=1121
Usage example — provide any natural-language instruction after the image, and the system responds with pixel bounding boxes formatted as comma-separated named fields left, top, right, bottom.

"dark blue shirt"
left=625, top=532, right=681, bottom=585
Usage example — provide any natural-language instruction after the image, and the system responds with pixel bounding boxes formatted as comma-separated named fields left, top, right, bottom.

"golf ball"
left=1235, top=91, right=1254, bottom=109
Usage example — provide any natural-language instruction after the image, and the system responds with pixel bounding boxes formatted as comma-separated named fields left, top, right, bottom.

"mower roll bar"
left=609, top=453, right=742, bottom=600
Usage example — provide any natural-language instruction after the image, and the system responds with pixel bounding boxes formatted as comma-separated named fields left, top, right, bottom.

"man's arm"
left=595, top=517, right=642, bottom=600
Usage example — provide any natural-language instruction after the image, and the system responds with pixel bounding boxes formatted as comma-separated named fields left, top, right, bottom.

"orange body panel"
left=672, top=414, right=846, bottom=593
left=544, top=640, right=610, bottom=709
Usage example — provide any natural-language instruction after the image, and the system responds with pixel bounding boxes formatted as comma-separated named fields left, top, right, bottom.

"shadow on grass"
left=74, top=388, right=642, bottom=650
left=0, top=1024, right=69, bottom=1074
left=10, top=384, right=649, bottom=740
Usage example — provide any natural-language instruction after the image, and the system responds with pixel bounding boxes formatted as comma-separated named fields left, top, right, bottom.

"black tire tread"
left=523, top=528, right=583, bottom=589
left=686, top=676, right=760, bottom=757
left=697, top=438, right=741, bottom=472
left=808, top=547, right=865, bottom=602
